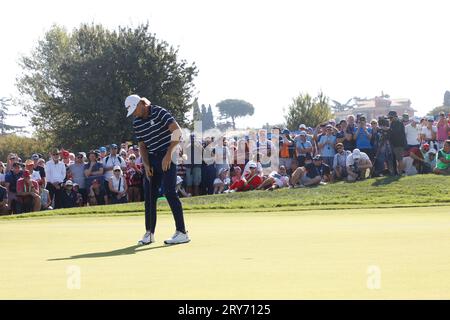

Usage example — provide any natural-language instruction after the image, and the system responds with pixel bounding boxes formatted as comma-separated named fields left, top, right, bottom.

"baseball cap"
left=313, top=155, right=322, bottom=161
left=281, top=129, right=290, bottom=135
left=61, top=150, right=70, bottom=159
left=422, top=143, right=430, bottom=151
left=299, top=124, right=307, bottom=130
left=99, top=146, right=107, bottom=153
left=412, top=116, right=421, bottom=122
left=352, top=148, right=361, bottom=159
left=111, top=144, right=118, bottom=149
left=219, top=167, right=229, bottom=175
left=31, top=154, right=39, bottom=160
left=387, top=111, right=397, bottom=118
left=299, top=131, right=306, bottom=136
left=65, top=180, right=73, bottom=186
left=402, top=113, right=409, bottom=119
left=248, top=162, right=257, bottom=169
left=125, top=94, right=141, bottom=117
left=427, top=117, right=434, bottom=122
left=113, top=165, right=122, bottom=172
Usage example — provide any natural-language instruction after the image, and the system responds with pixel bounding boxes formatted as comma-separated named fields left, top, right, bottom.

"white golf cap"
left=65, top=180, right=73, bottom=186
left=248, top=162, right=257, bottom=169
left=352, top=148, right=361, bottom=159
left=124, top=94, right=141, bottom=117
left=299, top=124, right=307, bottom=129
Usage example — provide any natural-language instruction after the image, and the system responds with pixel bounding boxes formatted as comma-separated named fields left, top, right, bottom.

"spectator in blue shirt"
left=353, top=116, right=374, bottom=160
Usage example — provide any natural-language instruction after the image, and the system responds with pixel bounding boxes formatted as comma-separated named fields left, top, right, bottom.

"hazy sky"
left=1, top=0, right=449, bottom=132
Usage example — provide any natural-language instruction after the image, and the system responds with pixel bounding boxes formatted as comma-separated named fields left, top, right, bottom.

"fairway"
left=1, top=207, right=450, bottom=299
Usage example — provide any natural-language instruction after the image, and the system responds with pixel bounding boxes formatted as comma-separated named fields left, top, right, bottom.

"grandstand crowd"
left=1, top=110, right=450, bottom=215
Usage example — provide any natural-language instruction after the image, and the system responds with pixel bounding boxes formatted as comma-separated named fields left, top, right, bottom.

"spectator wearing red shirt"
left=125, top=154, right=143, bottom=202
left=229, top=162, right=263, bottom=192
left=16, top=170, right=41, bottom=213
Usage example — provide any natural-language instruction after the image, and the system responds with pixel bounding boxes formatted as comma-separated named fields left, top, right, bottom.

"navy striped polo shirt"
left=133, top=105, right=175, bottom=153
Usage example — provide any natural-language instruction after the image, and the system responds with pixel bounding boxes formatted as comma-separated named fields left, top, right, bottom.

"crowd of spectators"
left=1, top=110, right=450, bottom=215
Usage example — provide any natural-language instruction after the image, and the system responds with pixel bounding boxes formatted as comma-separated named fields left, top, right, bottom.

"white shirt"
left=31, top=170, right=41, bottom=182
left=346, top=152, right=370, bottom=167
left=405, top=123, right=421, bottom=145
left=421, top=126, right=437, bottom=140
left=110, top=175, right=126, bottom=193
left=45, top=160, right=66, bottom=183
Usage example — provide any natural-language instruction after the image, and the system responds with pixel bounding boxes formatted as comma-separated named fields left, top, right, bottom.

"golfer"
left=125, top=94, right=190, bottom=245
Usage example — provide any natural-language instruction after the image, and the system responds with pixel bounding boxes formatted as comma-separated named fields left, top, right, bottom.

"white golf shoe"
left=138, top=231, right=155, bottom=245
left=164, top=231, right=190, bottom=245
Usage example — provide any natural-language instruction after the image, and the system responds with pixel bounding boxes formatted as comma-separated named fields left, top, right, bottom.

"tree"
left=0, top=97, right=26, bottom=135
left=192, top=98, right=201, bottom=123
left=0, top=134, right=49, bottom=162
left=204, top=104, right=215, bottom=131
left=16, top=23, right=197, bottom=151
left=216, top=99, right=254, bottom=130
left=285, top=92, right=332, bottom=130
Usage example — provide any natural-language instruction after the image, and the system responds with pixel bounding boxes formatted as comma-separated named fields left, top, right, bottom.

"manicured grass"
left=1, top=174, right=449, bottom=220
left=1, top=207, right=450, bottom=299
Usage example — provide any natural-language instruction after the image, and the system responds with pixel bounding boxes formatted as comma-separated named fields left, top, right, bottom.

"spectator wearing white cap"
left=108, top=165, right=128, bottom=204
left=102, top=144, right=126, bottom=204
left=31, top=153, right=46, bottom=187
left=405, top=116, right=422, bottom=148
left=346, top=149, right=372, bottom=182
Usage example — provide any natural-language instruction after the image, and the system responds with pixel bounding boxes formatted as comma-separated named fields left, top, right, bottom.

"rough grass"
left=1, top=175, right=449, bottom=220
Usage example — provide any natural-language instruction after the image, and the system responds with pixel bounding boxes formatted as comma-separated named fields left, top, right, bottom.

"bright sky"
left=1, top=0, right=449, bottom=133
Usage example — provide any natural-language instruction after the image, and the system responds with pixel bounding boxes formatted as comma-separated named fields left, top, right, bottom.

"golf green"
left=1, top=207, right=450, bottom=299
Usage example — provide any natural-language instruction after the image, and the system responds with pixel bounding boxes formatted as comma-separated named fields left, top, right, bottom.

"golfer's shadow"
left=48, top=244, right=172, bottom=261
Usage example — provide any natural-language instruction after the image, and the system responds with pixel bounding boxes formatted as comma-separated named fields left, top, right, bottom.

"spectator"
left=229, top=162, right=263, bottom=192
left=60, top=180, right=78, bottom=208
left=318, top=124, right=337, bottom=167
left=31, top=153, right=46, bottom=187
left=0, top=184, right=9, bottom=215
left=434, top=140, right=450, bottom=175
left=420, top=117, right=437, bottom=145
left=243, top=153, right=264, bottom=178
left=16, top=169, right=40, bottom=213
left=72, top=183, right=84, bottom=206
left=213, top=167, right=230, bottom=194
left=279, top=129, right=295, bottom=173
left=184, top=134, right=204, bottom=196
left=290, top=155, right=331, bottom=187
left=423, top=147, right=437, bottom=173
left=345, top=115, right=357, bottom=151
left=214, top=137, right=231, bottom=176
left=125, top=154, right=143, bottom=202
left=353, top=116, right=373, bottom=160
left=84, top=150, right=104, bottom=192
left=231, top=166, right=242, bottom=185
left=436, top=112, right=449, bottom=149
left=102, top=144, right=126, bottom=204
left=257, top=165, right=290, bottom=191
left=88, top=179, right=107, bottom=206
left=108, top=165, right=128, bottom=204
left=346, top=149, right=373, bottom=182
left=39, top=183, right=52, bottom=211
left=333, top=143, right=351, bottom=180
left=5, top=162, right=23, bottom=213
left=69, top=152, right=87, bottom=205
left=294, top=131, right=313, bottom=167
left=25, top=160, right=41, bottom=184
left=119, top=149, right=128, bottom=159
left=99, top=146, right=108, bottom=161
left=0, top=161, right=6, bottom=187
left=202, top=137, right=217, bottom=195
left=388, top=111, right=407, bottom=175
left=405, top=117, right=421, bottom=148
left=61, top=149, right=71, bottom=167
left=45, top=148, right=67, bottom=209
left=6, top=153, right=18, bottom=172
